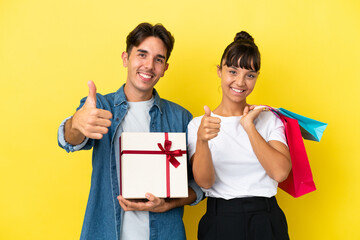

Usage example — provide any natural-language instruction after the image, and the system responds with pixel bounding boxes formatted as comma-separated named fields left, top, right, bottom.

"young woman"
left=187, top=31, right=291, bottom=240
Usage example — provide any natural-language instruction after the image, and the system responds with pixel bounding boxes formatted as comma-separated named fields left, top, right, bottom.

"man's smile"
left=138, top=72, right=154, bottom=81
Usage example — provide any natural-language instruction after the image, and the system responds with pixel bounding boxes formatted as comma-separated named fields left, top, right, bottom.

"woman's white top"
left=187, top=111, right=287, bottom=200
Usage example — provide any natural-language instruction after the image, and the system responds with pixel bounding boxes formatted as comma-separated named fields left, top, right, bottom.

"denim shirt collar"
left=114, top=84, right=162, bottom=114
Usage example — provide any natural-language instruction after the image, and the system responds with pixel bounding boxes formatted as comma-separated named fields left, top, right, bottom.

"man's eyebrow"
left=137, top=49, right=148, bottom=54
left=156, top=54, right=166, bottom=60
left=137, top=49, right=165, bottom=60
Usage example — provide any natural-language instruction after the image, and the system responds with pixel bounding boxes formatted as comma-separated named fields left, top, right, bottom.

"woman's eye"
left=229, top=70, right=236, bottom=75
left=247, top=74, right=256, bottom=78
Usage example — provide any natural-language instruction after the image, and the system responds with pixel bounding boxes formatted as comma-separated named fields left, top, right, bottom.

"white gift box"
left=120, top=132, right=188, bottom=199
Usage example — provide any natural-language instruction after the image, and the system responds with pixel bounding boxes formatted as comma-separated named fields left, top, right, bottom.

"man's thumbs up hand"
left=197, top=105, right=221, bottom=142
left=72, top=81, right=113, bottom=139
left=86, top=80, right=97, bottom=107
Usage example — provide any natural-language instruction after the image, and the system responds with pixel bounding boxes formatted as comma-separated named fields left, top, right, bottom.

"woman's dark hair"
left=126, top=22, right=175, bottom=62
left=219, top=31, right=260, bottom=72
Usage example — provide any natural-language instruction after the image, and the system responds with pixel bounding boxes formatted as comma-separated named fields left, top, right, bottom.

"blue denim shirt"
left=58, top=85, right=203, bottom=240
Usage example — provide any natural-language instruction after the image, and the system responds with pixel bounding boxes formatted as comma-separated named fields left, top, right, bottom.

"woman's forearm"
left=192, top=140, right=216, bottom=189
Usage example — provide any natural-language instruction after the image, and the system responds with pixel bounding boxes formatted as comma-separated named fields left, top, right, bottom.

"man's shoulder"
left=101, top=91, right=116, bottom=101
left=91, top=91, right=116, bottom=109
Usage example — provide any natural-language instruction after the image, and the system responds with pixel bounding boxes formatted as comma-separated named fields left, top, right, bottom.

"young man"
left=58, top=23, right=202, bottom=240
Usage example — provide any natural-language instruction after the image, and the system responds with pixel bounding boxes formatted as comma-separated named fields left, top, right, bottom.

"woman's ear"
left=217, top=65, right=222, bottom=78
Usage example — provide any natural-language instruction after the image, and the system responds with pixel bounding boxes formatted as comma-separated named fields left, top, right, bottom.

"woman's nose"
left=235, top=75, right=246, bottom=86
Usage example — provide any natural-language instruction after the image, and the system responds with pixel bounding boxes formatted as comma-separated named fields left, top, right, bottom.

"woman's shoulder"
left=256, top=110, right=283, bottom=128
left=258, top=110, right=277, bottom=120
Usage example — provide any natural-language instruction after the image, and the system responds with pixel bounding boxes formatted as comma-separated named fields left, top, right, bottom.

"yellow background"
left=1, top=0, right=359, bottom=239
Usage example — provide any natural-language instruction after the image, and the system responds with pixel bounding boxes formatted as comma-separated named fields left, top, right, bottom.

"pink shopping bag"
left=269, top=108, right=317, bottom=198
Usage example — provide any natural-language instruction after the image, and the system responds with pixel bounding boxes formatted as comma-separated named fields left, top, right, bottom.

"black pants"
left=198, top=197, right=289, bottom=240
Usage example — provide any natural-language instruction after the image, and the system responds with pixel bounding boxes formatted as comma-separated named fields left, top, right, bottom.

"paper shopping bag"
left=269, top=108, right=317, bottom=198
left=276, top=108, right=327, bottom=142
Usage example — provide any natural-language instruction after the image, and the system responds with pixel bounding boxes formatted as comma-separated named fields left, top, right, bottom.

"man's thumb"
left=204, top=105, right=211, bottom=117
left=87, top=80, right=97, bottom=106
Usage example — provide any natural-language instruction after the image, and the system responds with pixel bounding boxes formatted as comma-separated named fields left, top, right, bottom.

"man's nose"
left=144, top=58, right=154, bottom=70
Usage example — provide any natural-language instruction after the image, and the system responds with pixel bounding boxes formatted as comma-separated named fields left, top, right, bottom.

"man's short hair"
left=126, top=23, right=175, bottom=62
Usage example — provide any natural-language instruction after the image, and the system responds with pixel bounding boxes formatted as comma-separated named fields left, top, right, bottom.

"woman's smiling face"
left=218, top=61, right=259, bottom=105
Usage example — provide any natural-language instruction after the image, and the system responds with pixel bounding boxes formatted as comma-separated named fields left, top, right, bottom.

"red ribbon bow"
left=157, top=139, right=182, bottom=168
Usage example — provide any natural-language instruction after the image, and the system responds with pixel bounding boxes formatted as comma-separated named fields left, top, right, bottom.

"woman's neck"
left=213, top=99, right=247, bottom=117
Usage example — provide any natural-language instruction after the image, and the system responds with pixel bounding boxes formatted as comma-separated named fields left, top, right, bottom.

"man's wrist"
left=64, top=117, right=86, bottom=144
left=155, top=197, right=185, bottom=212
left=164, top=198, right=178, bottom=210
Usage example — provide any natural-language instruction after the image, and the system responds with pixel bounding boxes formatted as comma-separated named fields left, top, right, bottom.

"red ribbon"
left=120, top=132, right=186, bottom=198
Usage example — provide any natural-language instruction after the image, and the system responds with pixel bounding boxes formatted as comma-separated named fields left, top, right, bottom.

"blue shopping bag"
left=276, top=108, right=327, bottom=142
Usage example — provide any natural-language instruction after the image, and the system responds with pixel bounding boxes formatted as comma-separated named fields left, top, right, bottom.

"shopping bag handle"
left=260, top=105, right=286, bottom=124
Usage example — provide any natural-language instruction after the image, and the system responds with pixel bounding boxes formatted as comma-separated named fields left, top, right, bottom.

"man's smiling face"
left=122, top=36, right=169, bottom=101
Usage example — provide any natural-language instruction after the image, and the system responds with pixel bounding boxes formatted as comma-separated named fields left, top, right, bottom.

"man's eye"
left=156, top=58, right=164, bottom=64
left=139, top=53, right=146, bottom=57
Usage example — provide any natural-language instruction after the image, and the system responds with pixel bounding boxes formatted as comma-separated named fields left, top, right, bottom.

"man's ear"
left=161, top=63, right=169, bottom=77
left=121, top=52, right=128, bottom=67
left=217, top=65, right=222, bottom=78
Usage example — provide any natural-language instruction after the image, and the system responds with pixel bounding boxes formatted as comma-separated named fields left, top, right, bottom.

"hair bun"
left=234, top=31, right=254, bottom=42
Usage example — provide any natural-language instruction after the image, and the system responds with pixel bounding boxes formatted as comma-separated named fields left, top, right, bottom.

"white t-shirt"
left=115, top=97, right=154, bottom=240
left=187, top=111, right=287, bottom=200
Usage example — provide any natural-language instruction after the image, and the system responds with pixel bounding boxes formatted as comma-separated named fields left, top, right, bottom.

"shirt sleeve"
left=186, top=117, right=204, bottom=205
left=188, top=179, right=204, bottom=205
left=268, top=114, right=288, bottom=147
left=187, top=117, right=200, bottom=159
